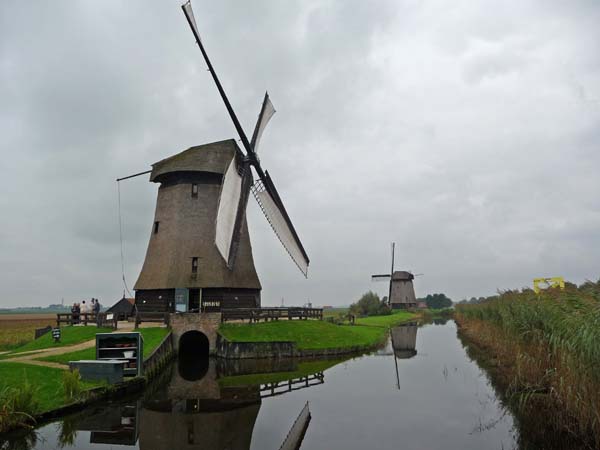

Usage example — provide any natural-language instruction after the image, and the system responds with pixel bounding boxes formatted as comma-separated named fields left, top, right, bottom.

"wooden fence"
left=56, top=313, right=117, bottom=329
left=260, top=373, right=324, bottom=399
left=221, top=307, right=323, bottom=323
left=135, top=311, right=170, bottom=329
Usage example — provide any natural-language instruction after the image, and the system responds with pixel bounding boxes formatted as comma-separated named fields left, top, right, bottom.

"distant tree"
left=349, top=291, right=390, bottom=317
left=418, top=293, right=453, bottom=309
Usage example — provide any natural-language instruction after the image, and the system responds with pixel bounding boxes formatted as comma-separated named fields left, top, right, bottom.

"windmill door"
left=189, top=289, right=200, bottom=312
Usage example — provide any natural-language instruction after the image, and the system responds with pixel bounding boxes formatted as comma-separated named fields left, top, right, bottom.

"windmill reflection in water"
left=374, top=322, right=419, bottom=390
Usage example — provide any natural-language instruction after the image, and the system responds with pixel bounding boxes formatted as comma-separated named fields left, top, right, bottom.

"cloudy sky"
left=1, top=0, right=599, bottom=308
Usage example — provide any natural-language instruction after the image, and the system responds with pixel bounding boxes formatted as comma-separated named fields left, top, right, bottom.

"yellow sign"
left=533, top=277, right=565, bottom=294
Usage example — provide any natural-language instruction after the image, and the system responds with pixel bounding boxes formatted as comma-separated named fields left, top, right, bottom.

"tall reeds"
left=456, top=287, right=600, bottom=446
left=0, top=381, right=39, bottom=433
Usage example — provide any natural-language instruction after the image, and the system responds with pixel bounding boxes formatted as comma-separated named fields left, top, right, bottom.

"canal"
left=2, top=320, right=523, bottom=450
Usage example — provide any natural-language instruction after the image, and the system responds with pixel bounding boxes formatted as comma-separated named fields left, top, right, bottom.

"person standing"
left=93, top=298, right=101, bottom=325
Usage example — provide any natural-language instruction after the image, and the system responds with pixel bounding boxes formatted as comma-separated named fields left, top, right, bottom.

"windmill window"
left=191, top=257, right=198, bottom=273
left=191, top=183, right=198, bottom=198
left=154, top=221, right=160, bottom=234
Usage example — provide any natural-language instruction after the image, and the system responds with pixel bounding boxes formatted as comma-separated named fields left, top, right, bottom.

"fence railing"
left=260, top=373, right=324, bottom=399
left=56, top=313, right=117, bottom=329
left=135, top=311, right=170, bottom=329
left=221, top=307, right=323, bottom=323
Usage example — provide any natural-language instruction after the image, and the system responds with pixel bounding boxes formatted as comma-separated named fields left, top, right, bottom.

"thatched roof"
left=134, top=140, right=261, bottom=291
left=392, top=271, right=414, bottom=281
left=150, top=139, right=241, bottom=182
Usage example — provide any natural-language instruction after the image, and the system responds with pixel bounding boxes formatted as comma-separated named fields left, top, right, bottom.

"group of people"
left=70, top=298, right=101, bottom=324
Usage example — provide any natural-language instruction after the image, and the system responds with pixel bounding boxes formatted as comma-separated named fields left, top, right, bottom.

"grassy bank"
left=37, top=327, right=169, bottom=366
left=0, top=363, right=102, bottom=432
left=456, top=288, right=600, bottom=447
left=6, top=326, right=113, bottom=355
left=219, top=311, right=416, bottom=351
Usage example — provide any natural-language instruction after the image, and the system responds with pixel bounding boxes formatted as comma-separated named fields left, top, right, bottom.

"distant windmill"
left=371, top=242, right=419, bottom=309
left=120, top=1, right=309, bottom=314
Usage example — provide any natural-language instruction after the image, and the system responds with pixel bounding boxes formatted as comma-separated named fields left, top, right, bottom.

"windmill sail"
left=181, top=1, right=202, bottom=43
left=182, top=0, right=310, bottom=277
left=215, top=157, right=243, bottom=265
left=252, top=174, right=309, bottom=277
left=371, top=274, right=391, bottom=282
left=251, top=93, right=276, bottom=153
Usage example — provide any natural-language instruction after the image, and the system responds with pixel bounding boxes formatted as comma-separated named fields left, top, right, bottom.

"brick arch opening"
left=179, top=330, right=210, bottom=357
left=178, top=330, right=210, bottom=381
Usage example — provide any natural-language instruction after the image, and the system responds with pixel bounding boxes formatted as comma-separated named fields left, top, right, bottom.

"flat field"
left=0, top=314, right=56, bottom=351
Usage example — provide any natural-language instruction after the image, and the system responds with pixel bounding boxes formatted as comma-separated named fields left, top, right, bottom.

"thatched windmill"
left=371, top=243, right=418, bottom=309
left=128, top=2, right=309, bottom=313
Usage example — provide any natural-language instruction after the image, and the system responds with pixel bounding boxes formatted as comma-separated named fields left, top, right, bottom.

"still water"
left=2, top=320, right=520, bottom=450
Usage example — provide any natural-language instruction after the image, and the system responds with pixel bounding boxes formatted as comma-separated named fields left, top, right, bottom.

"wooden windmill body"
left=371, top=243, right=418, bottom=309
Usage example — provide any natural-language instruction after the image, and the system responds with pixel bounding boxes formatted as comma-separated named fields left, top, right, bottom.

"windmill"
left=371, top=242, right=418, bottom=309
left=127, top=2, right=309, bottom=314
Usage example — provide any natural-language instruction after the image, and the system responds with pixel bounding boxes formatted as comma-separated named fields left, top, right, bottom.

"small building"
left=390, top=271, right=417, bottom=309
left=107, top=297, right=135, bottom=321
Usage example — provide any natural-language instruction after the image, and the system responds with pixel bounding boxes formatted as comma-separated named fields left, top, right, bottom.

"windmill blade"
left=215, top=156, right=251, bottom=267
left=181, top=1, right=253, bottom=158
left=181, top=1, right=202, bottom=42
left=251, top=174, right=309, bottom=277
left=251, top=92, right=276, bottom=153
left=372, top=274, right=391, bottom=282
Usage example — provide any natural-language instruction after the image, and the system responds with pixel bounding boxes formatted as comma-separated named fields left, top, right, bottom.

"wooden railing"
left=56, top=313, right=117, bottom=329
left=221, top=307, right=323, bottom=323
left=260, top=373, right=324, bottom=399
left=135, top=311, right=170, bottom=329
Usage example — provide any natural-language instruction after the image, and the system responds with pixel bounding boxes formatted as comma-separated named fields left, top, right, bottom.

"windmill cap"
left=150, top=139, right=243, bottom=182
left=392, top=271, right=414, bottom=281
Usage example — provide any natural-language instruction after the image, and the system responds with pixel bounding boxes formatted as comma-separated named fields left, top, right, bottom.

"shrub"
left=349, top=291, right=390, bottom=317
left=0, top=381, right=39, bottom=432
left=62, top=369, right=82, bottom=402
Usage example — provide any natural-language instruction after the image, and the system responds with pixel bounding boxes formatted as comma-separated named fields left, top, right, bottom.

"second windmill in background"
left=371, top=243, right=419, bottom=309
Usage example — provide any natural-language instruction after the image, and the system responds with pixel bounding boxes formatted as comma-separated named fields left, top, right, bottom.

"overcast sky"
left=1, top=0, right=599, bottom=308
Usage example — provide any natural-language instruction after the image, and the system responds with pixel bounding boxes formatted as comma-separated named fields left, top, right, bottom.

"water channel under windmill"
left=3, top=320, right=573, bottom=450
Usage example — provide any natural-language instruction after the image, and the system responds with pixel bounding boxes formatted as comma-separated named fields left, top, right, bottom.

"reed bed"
left=0, top=316, right=54, bottom=351
left=456, top=287, right=600, bottom=447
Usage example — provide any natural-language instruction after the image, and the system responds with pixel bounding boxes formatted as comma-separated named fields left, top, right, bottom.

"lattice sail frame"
left=252, top=179, right=309, bottom=277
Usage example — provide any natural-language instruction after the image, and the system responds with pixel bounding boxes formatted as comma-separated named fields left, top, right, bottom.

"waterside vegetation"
left=455, top=284, right=600, bottom=447
left=219, top=310, right=417, bottom=351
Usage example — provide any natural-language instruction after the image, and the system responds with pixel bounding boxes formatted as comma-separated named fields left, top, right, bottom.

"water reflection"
left=4, top=320, right=588, bottom=450
left=390, top=322, right=418, bottom=359
left=0, top=355, right=332, bottom=450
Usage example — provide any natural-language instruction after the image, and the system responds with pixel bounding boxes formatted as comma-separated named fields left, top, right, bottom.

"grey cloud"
left=1, top=0, right=599, bottom=308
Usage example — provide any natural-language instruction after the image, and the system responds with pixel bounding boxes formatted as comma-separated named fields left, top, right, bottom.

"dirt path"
left=0, top=338, right=97, bottom=369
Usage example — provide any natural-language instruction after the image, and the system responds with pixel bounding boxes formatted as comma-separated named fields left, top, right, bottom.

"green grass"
left=0, top=363, right=101, bottom=414
left=218, top=359, right=345, bottom=387
left=219, top=311, right=417, bottom=351
left=7, top=326, right=113, bottom=355
left=354, top=310, right=416, bottom=327
left=37, top=327, right=169, bottom=366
